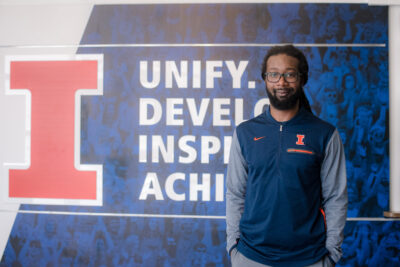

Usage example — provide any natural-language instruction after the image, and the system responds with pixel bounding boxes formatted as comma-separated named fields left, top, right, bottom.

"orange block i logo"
left=296, top=134, right=305, bottom=145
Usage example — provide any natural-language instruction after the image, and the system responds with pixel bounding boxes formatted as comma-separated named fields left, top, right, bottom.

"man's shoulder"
left=300, top=111, right=338, bottom=149
left=302, top=110, right=336, bottom=133
left=237, top=111, right=267, bottom=130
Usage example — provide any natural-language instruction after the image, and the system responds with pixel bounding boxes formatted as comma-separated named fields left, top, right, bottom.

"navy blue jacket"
left=226, top=107, right=348, bottom=266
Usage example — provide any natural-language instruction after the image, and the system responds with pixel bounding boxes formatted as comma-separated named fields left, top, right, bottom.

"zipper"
left=277, top=124, right=283, bottom=177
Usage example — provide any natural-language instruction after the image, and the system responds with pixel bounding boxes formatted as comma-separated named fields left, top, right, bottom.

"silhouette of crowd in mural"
left=2, top=214, right=229, bottom=266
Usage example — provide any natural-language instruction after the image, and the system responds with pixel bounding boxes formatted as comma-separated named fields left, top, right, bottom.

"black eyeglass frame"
left=263, top=72, right=302, bottom=83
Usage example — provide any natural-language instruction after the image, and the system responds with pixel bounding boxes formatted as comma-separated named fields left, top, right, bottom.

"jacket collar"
left=264, top=105, right=308, bottom=125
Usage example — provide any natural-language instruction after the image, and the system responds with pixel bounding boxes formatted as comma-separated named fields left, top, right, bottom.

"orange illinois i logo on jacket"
left=296, top=134, right=305, bottom=146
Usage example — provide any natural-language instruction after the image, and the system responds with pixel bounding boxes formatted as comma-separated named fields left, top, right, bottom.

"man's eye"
left=269, top=73, right=279, bottom=78
left=286, top=72, right=296, bottom=78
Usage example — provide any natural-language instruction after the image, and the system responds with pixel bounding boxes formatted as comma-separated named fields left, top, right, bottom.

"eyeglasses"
left=264, top=72, right=300, bottom=83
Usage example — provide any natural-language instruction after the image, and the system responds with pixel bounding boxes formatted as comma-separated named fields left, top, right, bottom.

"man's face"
left=265, top=54, right=302, bottom=110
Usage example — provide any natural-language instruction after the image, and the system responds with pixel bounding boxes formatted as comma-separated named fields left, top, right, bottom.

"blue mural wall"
left=2, top=3, right=398, bottom=267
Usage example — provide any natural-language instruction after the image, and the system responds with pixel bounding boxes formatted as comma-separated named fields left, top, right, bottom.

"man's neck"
left=269, top=102, right=300, bottom=122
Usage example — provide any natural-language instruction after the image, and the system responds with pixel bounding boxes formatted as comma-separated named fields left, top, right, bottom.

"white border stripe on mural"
left=0, top=43, right=387, bottom=49
left=0, top=209, right=399, bottom=221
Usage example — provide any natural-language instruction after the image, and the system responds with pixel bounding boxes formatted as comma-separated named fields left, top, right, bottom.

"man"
left=226, top=45, right=348, bottom=267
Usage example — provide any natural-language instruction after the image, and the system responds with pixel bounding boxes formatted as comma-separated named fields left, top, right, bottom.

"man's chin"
left=268, top=95, right=297, bottom=109
left=272, top=103, right=296, bottom=110
left=266, top=86, right=301, bottom=110
left=276, top=95, right=291, bottom=102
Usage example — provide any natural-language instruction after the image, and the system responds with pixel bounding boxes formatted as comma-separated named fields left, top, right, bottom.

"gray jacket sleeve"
left=320, top=129, right=348, bottom=263
left=226, top=129, right=248, bottom=254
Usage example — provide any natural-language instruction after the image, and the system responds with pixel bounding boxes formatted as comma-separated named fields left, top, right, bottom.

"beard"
left=266, top=85, right=302, bottom=110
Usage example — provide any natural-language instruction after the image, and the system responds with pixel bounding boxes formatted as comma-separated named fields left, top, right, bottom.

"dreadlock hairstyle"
left=261, top=45, right=313, bottom=113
